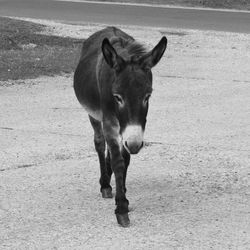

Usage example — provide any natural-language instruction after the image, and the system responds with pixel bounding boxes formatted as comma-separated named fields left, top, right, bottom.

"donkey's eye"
left=113, top=94, right=124, bottom=106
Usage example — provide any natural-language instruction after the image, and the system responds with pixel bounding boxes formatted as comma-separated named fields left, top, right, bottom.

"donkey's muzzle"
left=122, top=124, right=144, bottom=154
left=125, top=140, right=143, bottom=154
left=122, top=125, right=143, bottom=154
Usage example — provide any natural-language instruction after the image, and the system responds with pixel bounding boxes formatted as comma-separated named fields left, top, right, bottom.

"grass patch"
left=0, top=17, right=83, bottom=81
left=86, top=0, right=250, bottom=10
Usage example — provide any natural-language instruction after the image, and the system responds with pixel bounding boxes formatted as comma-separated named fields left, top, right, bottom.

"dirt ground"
left=0, top=20, right=250, bottom=249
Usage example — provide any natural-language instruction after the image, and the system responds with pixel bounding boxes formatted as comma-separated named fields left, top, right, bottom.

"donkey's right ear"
left=102, top=38, right=125, bottom=71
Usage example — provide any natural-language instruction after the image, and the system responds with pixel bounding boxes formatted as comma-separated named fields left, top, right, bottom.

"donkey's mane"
left=126, top=42, right=147, bottom=57
left=110, top=37, right=148, bottom=60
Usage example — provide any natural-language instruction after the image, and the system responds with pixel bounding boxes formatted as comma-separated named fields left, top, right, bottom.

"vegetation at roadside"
left=87, top=0, right=250, bottom=10
left=0, top=17, right=83, bottom=81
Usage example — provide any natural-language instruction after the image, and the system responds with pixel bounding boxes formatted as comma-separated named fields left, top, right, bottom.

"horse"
left=74, top=27, right=167, bottom=227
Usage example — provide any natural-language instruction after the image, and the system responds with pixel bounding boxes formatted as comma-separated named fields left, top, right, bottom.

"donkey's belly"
left=75, top=83, right=103, bottom=121
left=74, top=78, right=103, bottom=121
left=74, top=56, right=103, bottom=121
left=81, top=103, right=103, bottom=121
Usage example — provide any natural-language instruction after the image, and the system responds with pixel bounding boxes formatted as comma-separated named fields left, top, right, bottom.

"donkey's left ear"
left=139, top=36, right=167, bottom=69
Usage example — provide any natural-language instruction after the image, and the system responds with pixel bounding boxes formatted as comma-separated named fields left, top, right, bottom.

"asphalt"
left=0, top=0, right=250, bottom=33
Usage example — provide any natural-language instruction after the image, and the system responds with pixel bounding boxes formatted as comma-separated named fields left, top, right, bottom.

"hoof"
left=101, top=188, right=113, bottom=198
left=116, top=213, right=130, bottom=227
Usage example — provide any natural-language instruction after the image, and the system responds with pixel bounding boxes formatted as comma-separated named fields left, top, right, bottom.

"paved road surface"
left=0, top=0, right=250, bottom=33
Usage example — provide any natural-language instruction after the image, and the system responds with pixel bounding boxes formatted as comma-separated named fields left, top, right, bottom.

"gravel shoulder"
left=0, top=19, right=250, bottom=249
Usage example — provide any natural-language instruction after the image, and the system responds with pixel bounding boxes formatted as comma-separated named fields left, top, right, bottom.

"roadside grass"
left=86, top=0, right=250, bottom=10
left=0, top=17, right=83, bottom=81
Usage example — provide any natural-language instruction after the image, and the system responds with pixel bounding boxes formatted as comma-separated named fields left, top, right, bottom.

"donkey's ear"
left=139, top=36, right=167, bottom=69
left=102, top=38, right=125, bottom=71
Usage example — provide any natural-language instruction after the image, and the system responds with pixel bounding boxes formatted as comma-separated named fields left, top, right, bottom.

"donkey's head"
left=102, top=37, right=167, bottom=154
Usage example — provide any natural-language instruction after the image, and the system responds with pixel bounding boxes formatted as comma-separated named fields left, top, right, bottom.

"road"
left=0, top=0, right=250, bottom=33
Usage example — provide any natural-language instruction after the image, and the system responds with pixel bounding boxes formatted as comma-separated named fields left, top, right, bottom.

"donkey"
left=74, top=27, right=167, bottom=227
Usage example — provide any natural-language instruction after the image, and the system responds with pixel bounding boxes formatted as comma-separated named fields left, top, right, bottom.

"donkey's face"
left=112, top=66, right=152, bottom=154
left=102, top=37, right=167, bottom=154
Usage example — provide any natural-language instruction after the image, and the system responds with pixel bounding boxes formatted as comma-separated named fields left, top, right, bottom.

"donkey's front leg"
left=103, top=121, right=130, bottom=227
left=112, top=145, right=130, bottom=227
left=121, top=147, right=130, bottom=194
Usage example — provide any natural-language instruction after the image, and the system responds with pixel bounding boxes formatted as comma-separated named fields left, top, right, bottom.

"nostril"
left=125, top=141, right=129, bottom=148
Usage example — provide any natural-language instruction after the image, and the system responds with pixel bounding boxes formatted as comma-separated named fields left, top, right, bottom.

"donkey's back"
left=80, top=27, right=134, bottom=61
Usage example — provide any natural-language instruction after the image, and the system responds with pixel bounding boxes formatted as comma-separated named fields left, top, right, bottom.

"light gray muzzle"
left=122, top=125, right=144, bottom=154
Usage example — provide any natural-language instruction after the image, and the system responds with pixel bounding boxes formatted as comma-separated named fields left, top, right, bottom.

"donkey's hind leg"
left=89, top=115, right=112, bottom=198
